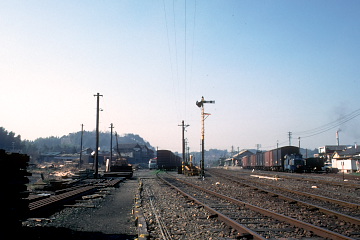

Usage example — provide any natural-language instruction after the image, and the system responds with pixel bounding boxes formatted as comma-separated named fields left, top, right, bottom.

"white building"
left=332, top=146, right=360, bottom=173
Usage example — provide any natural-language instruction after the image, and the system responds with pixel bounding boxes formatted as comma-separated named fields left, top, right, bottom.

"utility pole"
left=79, top=124, right=84, bottom=169
left=178, top=120, right=189, bottom=164
left=110, top=123, right=114, bottom=163
left=288, top=132, right=292, bottom=146
left=94, top=93, right=103, bottom=178
left=298, top=137, right=301, bottom=149
left=196, top=96, right=215, bottom=178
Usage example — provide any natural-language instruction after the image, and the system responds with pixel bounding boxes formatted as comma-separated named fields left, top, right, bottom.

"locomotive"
left=284, top=153, right=305, bottom=172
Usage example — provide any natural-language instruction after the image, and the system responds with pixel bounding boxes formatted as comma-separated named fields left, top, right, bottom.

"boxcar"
left=264, top=151, right=272, bottom=169
left=250, top=154, right=256, bottom=168
left=242, top=155, right=250, bottom=169
left=157, top=150, right=181, bottom=170
left=256, top=152, right=265, bottom=169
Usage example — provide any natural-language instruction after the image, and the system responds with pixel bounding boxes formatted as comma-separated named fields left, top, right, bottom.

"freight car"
left=304, top=157, right=324, bottom=172
left=157, top=150, right=181, bottom=170
left=242, top=146, right=300, bottom=171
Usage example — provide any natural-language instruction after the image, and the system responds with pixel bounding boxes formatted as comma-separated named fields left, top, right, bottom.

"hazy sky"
left=1, top=1, right=360, bottom=152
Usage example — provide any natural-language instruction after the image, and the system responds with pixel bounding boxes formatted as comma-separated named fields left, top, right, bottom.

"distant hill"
left=32, top=131, right=155, bottom=153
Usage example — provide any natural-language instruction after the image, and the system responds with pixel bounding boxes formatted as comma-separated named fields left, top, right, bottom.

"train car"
left=264, top=151, right=272, bottom=169
left=157, top=150, right=181, bottom=170
left=250, top=154, right=256, bottom=168
left=284, top=153, right=305, bottom=172
left=256, top=152, right=265, bottom=169
left=242, top=155, right=250, bottom=169
left=304, top=157, right=325, bottom=172
left=269, top=146, right=300, bottom=171
left=241, top=146, right=300, bottom=171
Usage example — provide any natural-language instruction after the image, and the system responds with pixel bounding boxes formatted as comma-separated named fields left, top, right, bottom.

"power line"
left=294, top=108, right=360, bottom=139
left=172, top=0, right=179, bottom=88
left=293, top=108, right=360, bottom=136
left=162, top=0, right=180, bottom=121
left=184, top=0, right=187, bottom=121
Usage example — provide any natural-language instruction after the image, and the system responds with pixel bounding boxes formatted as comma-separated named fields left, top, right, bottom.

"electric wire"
left=162, top=1, right=196, bottom=128
left=189, top=0, right=197, bottom=85
left=187, top=0, right=197, bottom=123
left=294, top=108, right=360, bottom=135
left=184, top=0, right=187, bottom=121
left=294, top=108, right=360, bottom=139
left=162, top=0, right=180, bottom=121
left=172, top=0, right=179, bottom=89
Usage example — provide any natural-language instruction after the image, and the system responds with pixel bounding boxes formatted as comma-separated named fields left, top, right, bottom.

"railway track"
left=210, top=169, right=360, bottom=225
left=158, top=173, right=354, bottom=239
left=28, top=178, right=123, bottom=216
left=210, top=169, right=360, bottom=215
left=247, top=171, right=360, bottom=189
left=144, top=185, right=172, bottom=240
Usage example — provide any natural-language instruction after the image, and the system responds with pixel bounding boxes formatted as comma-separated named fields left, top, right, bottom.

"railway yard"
left=14, top=167, right=360, bottom=239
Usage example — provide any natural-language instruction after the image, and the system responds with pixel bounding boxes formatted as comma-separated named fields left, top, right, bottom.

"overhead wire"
left=162, top=1, right=197, bottom=126
left=184, top=0, right=187, bottom=121
left=293, top=107, right=360, bottom=139
left=187, top=0, right=196, bottom=122
left=162, top=0, right=180, bottom=121
left=172, top=0, right=179, bottom=91
left=189, top=0, right=197, bottom=85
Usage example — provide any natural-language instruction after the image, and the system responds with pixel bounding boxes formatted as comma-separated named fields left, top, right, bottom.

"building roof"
left=117, top=143, right=141, bottom=150
left=116, top=143, right=153, bottom=152
left=232, top=149, right=254, bottom=159
left=336, top=146, right=360, bottom=157
left=318, top=145, right=348, bottom=154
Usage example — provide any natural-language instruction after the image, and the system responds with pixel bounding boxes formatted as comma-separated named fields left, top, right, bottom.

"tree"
left=0, top=127, right=22, bottom=151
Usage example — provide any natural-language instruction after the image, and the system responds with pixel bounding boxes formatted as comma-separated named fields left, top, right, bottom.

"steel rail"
left=252, top=172, right=360, bottom=188
left=211, top=169, right=360, bottom=210
left=210, top=170, right=360, bottom=226
left=162, top=175, right=354, bottom=240
left=29, top=186, right=97, bottom=213
left=145, top=186, right=172, bottom=240
left=157, top=175, right=266, bottom=240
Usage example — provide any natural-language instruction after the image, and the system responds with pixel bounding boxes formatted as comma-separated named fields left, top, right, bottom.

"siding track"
left=158, top=173, right=354, bottom=239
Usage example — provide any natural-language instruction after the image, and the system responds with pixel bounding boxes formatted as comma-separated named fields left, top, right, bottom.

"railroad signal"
left=196, top=96, right=215, bottom=178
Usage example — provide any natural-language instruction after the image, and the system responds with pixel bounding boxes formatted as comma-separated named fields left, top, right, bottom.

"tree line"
left=0, top=127, right=22, bottom=151
left=0, top=126, right=155, bottom=161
